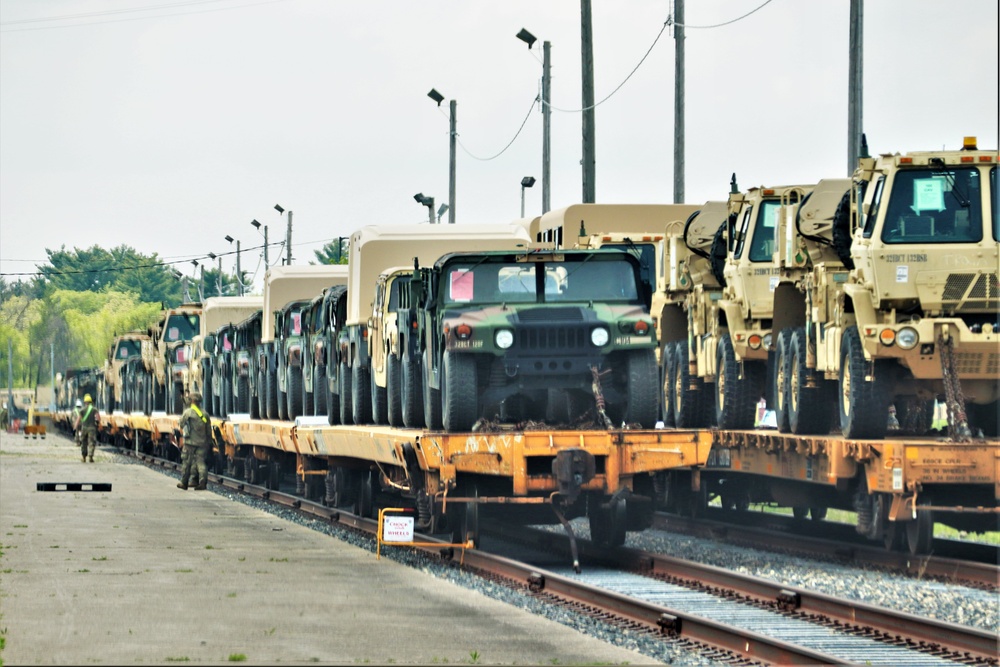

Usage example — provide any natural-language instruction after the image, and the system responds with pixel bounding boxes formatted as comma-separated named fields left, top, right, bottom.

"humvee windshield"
left=115, top=340, right=142, bottom=359
left=164, top=314, right=200, bottom=342
left=880, top=166, right=983, bottom=244
left=748, top=200, right=781, bottom=262
left=442, top=256, right=639, bottom=305
left=991, top=165, right=998, bottom=240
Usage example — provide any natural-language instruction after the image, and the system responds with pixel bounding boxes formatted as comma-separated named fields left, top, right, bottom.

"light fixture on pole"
left=520, top=176, right=536, bottom=218
left=436, top=203, right=449, bottom=224
left=413, top=193, right=435, bottom=225
left=427, top=89, right=456, bottom=223
left=275, top=203, right=292, bottom=265
left=226, top=235, right=243, bottom=296
left=516, top=27, right=552, bottom=213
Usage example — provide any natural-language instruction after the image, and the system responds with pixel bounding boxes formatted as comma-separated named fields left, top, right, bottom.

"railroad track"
left=119, top=446, right=997, bottom=666
left=653, top=510, right=1000, bottom=591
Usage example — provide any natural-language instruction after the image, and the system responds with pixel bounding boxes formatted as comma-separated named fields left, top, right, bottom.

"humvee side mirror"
left=204, top=334, right=216, bottom=354
left=409, top=278, right=424, bottom=307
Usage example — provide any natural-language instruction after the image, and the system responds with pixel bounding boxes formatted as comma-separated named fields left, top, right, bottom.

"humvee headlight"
left=748, top=334, right=763, bottom=350
left=591, top=327, right=609, bottom=347
left=879, top=329, right=896, bottom=346
left=495, top=330, right=514, bottom=349
left=762, top=333, right=773, bottom=350
left=896, top=327, right=919, bottom=350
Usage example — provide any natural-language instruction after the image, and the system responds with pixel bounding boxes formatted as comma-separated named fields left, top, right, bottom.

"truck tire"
left=370, top=369, right=388, bottom=425
left=237, top=375, right=250, bottom=413
left=326, top=365, right=340, bottom=425
left=302, top=370, right=313, bottom=416
left=714, top=334, right=760, bottom=430
left=277, top=377, right=288, bottom=421
left=338, top=361, right=353, bottom=426
left=422, top=351, right=442, bottom=430
left=671, top=341, right=712, bottom=428
left=386, top=355, right=403, bottom=427
left=287, top=369, right=303, bottom=419
left=265, top=368, right=278, bottom=420
left=839, top=325, right=891, bottom=439
left=442, top=351, right=478, bottom=432
left=220, top=376, right=230, bottom=419
left=257, top=369, right=267, bottom=420
left=773, top=329, right=792, bottom=432
left=621, top=349, right=658, bottom=428
left=352, top=363, right=372, bottom=425
left=313, top=363, right=327, bottom=417
left=788, top=327, right=834, bottom=435
left=401, top=354, right=423, bottom=429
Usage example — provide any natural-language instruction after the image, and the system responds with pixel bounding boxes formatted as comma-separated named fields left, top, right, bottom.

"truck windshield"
left=880, top=166, right=983, bottom=244
left=115, top=340, right=142, bottom=359
left=991, top=165, right=998, bottom=241
left=748, top=200, right=781, bottom=262
left=442, top=257, right=639, bottom=305
left=164, top=314, right=200, bottom=342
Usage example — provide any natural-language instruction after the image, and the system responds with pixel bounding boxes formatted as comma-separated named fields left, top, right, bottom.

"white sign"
left=382, top=515, right=415, bottom=543
left=896, top=265, right=909, bottom=283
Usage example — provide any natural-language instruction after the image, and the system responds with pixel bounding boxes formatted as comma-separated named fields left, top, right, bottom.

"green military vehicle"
left=406, top=248, right=660, bottom=432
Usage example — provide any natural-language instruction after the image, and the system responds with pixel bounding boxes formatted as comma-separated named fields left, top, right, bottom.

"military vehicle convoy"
left=121, top=303, right=202, bottom=415
left=406, top=248, right=660, bottom=431
left=100, top=330, right=150, bottom=413
left=300, top=285, right=348, bottom=421
left=190, top=297, right=263, bottom=417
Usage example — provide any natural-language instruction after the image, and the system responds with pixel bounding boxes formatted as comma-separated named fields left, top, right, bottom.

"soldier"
left=177, top=393, right=200, bottom=489
left=78, top=394, right=100, bottom=462
left=177, top=392, right=212, bottom=490
left=71, top=398, right=83, bottom=449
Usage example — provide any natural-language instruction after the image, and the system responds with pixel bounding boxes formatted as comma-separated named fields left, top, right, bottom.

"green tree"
left=312, top=237, right=349, bottom=265
left=39, top=245, right=184, bottom=305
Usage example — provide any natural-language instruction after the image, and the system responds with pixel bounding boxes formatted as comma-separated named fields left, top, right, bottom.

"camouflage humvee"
left=407, top=248, right=660, bottom=432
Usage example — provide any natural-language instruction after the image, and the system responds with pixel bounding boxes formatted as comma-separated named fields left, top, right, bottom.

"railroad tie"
left=36, top=482, right=112, bottom=492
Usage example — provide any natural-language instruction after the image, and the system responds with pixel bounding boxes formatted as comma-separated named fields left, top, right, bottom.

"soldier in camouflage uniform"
left=78, top=395, right=100, bottom=462
left=177, top=393, right=199, bottom=488
left=177, top=392, right=212, bottom=490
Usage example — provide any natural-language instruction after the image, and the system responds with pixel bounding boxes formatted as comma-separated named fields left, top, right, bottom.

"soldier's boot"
left=88, top=456, right=94, bottom=463
left=177, top=480, right=188, bottom=490
left=81, top=455, right=87, bottom=463
left=194, top=483, right=207, bottom=491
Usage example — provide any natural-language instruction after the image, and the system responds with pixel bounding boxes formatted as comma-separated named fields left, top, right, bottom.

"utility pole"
left=236, top=240, right=243, bottom=295
left=673, top=0, right=685, bottom=203
left=448, top=100, right=457, bottom=223
left=198, top=266, right=205, bottom=302
left=580, top=0, right=596, bottom=203
left=285, top=210, right=293, bottom=265
left=847, top=0, right=864, bottom=174
left=542, top=40, right=552, bottom=213
left=263, top=226, right=269, bottom=267
left=216, top=255, right=223, bottom=296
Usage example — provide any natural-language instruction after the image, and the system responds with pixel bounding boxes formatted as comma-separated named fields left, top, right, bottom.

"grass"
left=228, top=654, right=247, bottom=662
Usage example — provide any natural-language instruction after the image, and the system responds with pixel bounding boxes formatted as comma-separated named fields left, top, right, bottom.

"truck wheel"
left=788, top=327, right=834, bottom=435
left=660, top=344, right=676, bottom=427
left=839, top=325, right=891, bottom=439
left=313, top=364, right=327, bottom=417
left=773, top=329, right=792, bottom=432
left=326, top=366, right=340, bottom=425
left=220, top=376, right=230, bottom=419
left=672, top=341, right=711, bottom=428
left=352, top=364, right=372, bottom=425
left=422, top=351, right=442, bottom=430
left=257, top=369, right=267, bottom=420
left=714, top=334, right=760, bottom=430
left=622, top=349, right=658, bottom=428
left=338, top=362, right=354, bottom=425
left=370, top=369, right=388, bottom=425
left=288, top=369, right=303, bottom=419
left=302, top=370, right=313, bottom=416
left=237, top=376, right=250, bottom=413
left=386, top=355, right=403, bottom=427
left=442, top=351, right=478, bottom=432
left=401, top=354, right=424, bottom=429
left=265, top=369, right=278, bottom=420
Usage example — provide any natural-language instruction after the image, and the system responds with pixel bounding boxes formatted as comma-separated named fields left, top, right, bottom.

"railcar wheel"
left=400, top=354, right=423, bottom=428
left=351, top=363, right=371, bottom=425
left=370, top=369, right=388, bottom=426
left=356, top=470, right=375, bottom=518
left=589, top=496, right=627, bottom=548
left=883, top=522, right=904, bottom=551
left=244, top=455, right=257, bottom=485
left=313, top=364, right=327, bottom=417
left=809, top=506, right=827, bottom=521
left=324, top=467, right=348, bottom=507
left=266, top=459, right=282, bottom=491
left=287, top=369, right=303, bottom=419
left=451, top=486, right=480, bottom=547
left=338, top=362, right=353, bottom=426
left=906, top=507, right=934, bottom=555
left=442, top=351, right=478, bottom=432
left=792, top=506, right=809, bottom=520
left=714, top=334, right=760, bottom=430
left=621, top=349, right=658, bottom=428
left=788, top=328, right=835, bottom=435
left=386, top=355, right=403, bottom=427
left=773, top=329, right=792, bottom=432
left=839, top=326, right=891, bottom=439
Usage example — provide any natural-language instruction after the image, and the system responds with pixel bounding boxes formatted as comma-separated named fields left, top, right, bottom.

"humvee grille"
left=517, top=307, right=584, bottom=322
left=941, top=272, right=999, bottom=311
left=515, top=326, right=588, bottom=351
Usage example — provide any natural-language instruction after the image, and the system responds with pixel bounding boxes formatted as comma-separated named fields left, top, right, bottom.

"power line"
left=453, top=96, right=538, bottom=162
left=670, top=0, right=775, bottom=29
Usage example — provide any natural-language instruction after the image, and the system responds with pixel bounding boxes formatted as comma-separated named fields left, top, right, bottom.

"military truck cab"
left=102, top=332, right=149, bottom=413
left=275, top=298, right=312, bottom=419
left=410, top=249, right=659, bottom=432
left=233, top=311, right=264, bottom=419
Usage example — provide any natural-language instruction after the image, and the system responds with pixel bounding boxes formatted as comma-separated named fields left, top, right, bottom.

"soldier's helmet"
left=83, top=394, right=93, bottom=403
left=75, top=399, right=83, bottom=408
left=188, top=392, right=203, bottom=403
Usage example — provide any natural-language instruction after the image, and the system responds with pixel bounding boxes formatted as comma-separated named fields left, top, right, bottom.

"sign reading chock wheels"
left=382, top=515, right=415, bottom=543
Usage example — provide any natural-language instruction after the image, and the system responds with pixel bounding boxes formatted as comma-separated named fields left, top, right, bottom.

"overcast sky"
left=1, top=0, right=997, bottom=293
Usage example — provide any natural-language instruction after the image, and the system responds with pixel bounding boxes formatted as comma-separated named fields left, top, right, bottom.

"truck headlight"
left=591, top=327, right=609, bottom=347
left=896, top=327, right=919, bottom=350
left=495, top=330, right=514, bottom=349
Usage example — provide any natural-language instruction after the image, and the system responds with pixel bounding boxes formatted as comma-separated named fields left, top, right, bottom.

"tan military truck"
left=809, top=137, right=999, bottom=439
left=345, top=223, right=532, bottom=427
left=257, top=265, right=348, bottom=421
left=190, top=296, right=263, bottom=417
left=130, top=303, right=202, bottom=415
left=101, top=331, right=151, bottom=413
